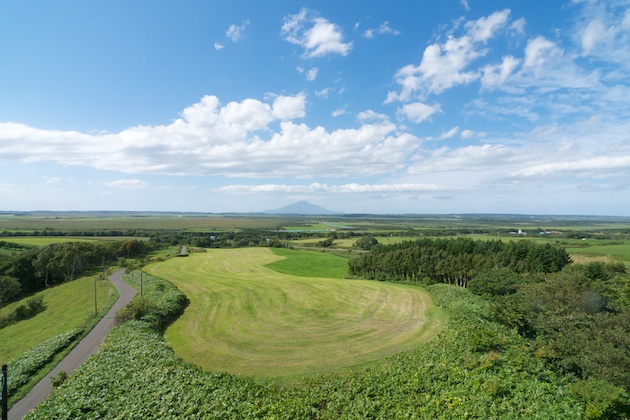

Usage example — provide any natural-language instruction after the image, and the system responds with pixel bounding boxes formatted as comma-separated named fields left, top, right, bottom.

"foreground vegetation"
left=0, top=273, right=117, bottom=407
left=1, top=212, right=628, bottom=418
left=0, top=274, right=116, bottom=361
left=30, top=271, right=592, bottom=419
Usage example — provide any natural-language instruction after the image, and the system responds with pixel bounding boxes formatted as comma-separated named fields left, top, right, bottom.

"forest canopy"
left=348, top=237, right=571, bottom=286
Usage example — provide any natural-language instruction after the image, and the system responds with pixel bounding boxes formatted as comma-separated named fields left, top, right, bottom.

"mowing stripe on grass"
left=145, top=248, right=445, bottom=380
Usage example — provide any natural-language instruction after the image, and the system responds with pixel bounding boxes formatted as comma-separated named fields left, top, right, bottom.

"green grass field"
left=266, top=248, right=348, bottom=278
left=145, top=248, right=445, bottom=380
left=0, top=236, right=145, bottom=247
left=0, top=275, right=117, bottom=362
left=566, top=240, right=630, bottom=265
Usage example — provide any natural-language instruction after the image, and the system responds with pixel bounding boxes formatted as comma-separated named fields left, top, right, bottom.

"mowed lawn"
left=145, top=248, right=445, bottom=379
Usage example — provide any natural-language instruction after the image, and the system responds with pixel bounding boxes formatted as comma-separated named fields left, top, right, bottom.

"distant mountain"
left=263, top=201, right=340, bottom=215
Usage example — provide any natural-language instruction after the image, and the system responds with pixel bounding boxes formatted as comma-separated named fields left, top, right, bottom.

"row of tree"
left=348, top=237, right=571, bottom=286
left=0, top=239, right=152, bottom=308
left=350, top=237, right=630, bottom=402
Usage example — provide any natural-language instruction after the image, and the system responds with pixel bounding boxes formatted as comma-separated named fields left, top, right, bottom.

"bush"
left=8, top=329, right=81, bottom=394
left=468, top=268, right=530, bottom=296
left=115, top=298, right=158, bottom=325
left=50, top=370, right=68, bottom=388
left=0, top=296, right=46, bottom=329
left=117, top=270, right=188, bottom=330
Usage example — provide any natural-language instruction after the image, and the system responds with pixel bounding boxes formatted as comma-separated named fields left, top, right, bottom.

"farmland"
left=1, top=212, right=629, bottom=418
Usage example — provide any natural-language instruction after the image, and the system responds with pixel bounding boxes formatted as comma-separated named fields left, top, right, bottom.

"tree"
left=355, top=236, right=379, bottom=250
left=0, top=275, right=21, bottom=308
left=118, top=240, right=146, bottom=259
left=317, top=238, right=334, bottom=248
left=468, top=268, right=529, bottom=297
left=33, top=246, right=54, bottom=287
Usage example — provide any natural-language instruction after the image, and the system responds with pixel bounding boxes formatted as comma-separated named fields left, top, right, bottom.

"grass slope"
left=0, top=274, right=117, bottom=362
left=145, top=248, right=445, bottom=380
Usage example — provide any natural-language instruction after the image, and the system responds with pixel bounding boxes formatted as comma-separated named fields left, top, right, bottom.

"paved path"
left=9, top=269, right=136, bottom=419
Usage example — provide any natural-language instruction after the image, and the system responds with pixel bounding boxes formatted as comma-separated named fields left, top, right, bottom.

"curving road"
left=9, top=269, right=136, bottom=419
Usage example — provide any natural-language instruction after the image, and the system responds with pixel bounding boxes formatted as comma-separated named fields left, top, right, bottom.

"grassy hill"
left=0, top=274, right=117, bottom=362
left=145, top=248, right=445, bottom=379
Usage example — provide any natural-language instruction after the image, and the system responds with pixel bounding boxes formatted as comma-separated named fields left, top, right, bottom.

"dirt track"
left=8, top=269, right=136, bottom=419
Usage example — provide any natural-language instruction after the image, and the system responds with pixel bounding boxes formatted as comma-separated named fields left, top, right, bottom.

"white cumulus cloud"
left=387, top=10, right=510, bottom=101
left=272, top=93, right=306, bottom=120
left=397, top=102, right=442, bottom=123
left=0, top=95, right=419, bottom=179
left=281, top=8, right=353, bottom=58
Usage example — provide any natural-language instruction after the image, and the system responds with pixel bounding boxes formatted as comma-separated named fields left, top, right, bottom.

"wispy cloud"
left=364, top=21, right=400, bottom=39
left=218, top=182, right=453, bottom=194
left=226, top=20, right=250, bottom=43
left=43, top=176, right=62, bottom=184
left=297, top=66, right=318, bottom=81
left=99, top=179, right=149, bottom=189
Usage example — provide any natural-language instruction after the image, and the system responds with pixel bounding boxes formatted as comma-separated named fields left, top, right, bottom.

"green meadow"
left=0, top=236, right=144, bottom=247
left=145, top=248, right=446, bottom=380
left=566, top=240, right=630, bottom=265
left=0, top=274, right=117, bottom=362
left=266, top=248, right=348, bottom=278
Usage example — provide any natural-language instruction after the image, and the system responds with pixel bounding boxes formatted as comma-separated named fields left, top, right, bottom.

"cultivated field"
left=145, top=248, right=446, bottom=379
left=0, top=236, right=145, bottom=247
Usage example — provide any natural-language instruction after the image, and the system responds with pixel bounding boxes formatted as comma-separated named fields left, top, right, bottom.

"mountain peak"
left=264, top=201, right=340, bottom=215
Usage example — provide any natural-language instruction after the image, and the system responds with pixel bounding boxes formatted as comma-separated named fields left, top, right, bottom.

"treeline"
left=350, top=237, right=630, bottom=414
left=348, top=237, right=571, bottom=286
left=0, top=239, right=152, bottom=307
left=0, top=229, right=149, bottom=237
left=151, top=230, right=328, bottom=248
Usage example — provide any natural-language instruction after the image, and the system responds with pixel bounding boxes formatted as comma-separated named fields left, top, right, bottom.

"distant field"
left=145, top=248, right=445, bottom=380
left=0, top=275, right=117, bottom=362
left=566, top=241, right=630, bottom=265
left=0, top=236, right=146, bottom=247
left=3, top=212, right=629, bottom=234
left=0, top=214, right=291, bottom=232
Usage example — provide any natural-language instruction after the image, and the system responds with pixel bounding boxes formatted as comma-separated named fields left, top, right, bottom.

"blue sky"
left=1, top=0, right=629, bottom=215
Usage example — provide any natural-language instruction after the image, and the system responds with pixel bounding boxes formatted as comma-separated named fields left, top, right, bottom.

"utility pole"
left=94, top=274, right=98, bottom=316
left=2, top=364, right=7, bottom=420
left=95, top=257, right=106, bottom=316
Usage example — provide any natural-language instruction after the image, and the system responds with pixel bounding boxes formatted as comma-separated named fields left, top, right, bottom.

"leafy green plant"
left=7, top=329, right=80, bottom=394
left=50, top=370, right=67, bottom=388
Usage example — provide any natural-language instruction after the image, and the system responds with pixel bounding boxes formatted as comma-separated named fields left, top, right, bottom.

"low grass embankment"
left=145, top=248, right=445, bottom=379
left=0, top=274, right=117, bottom=407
